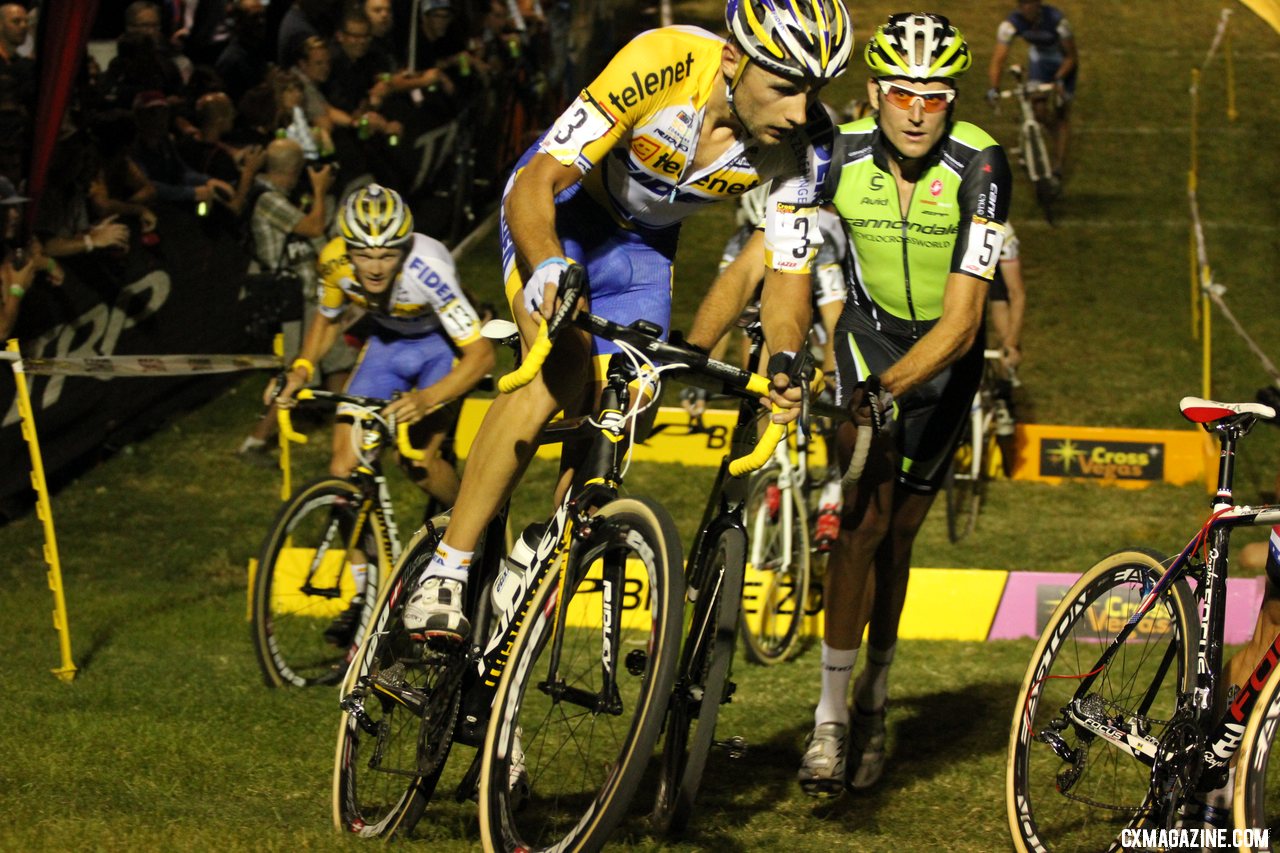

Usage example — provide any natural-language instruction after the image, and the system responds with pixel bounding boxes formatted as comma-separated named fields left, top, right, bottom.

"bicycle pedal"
left=714, top=736, right=748, bottom=759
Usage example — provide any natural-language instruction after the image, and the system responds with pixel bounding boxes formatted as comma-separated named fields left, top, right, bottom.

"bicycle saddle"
left=1179, top=396, right=1277, bottom=424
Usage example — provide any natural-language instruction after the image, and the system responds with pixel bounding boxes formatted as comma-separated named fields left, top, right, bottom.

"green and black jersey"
left=822, top=117, right=1013, bottom=339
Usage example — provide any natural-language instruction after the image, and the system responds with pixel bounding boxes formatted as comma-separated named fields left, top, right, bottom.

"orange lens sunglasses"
left=878, top=80, right=955, bottom=113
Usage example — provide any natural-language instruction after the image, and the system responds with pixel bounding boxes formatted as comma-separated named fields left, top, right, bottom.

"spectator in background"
left=173, top=0, right=235, bottom=67
left=85, top=109, right=160, bottom=240
left=0, top=3, right=34, bottom=112
left=238, top=138, right=354, bottom=463
left=215, top=0, right=270, bottom=103
left=277, top=0, right=341, bottom=67
left=326, top=8, right=402, bottom=143
left=0, top=178, right=63, bottom=340
left=364, top=0, right=394, bottom=53
left=100, top=6, right=187, bottom=111
left=271, top=68, right=330, bottom=159
left=178, top=92, right=268, bottom=216
left=130, top=90, right=235, bottom=211
left=35, top=129, right=134, bottom=260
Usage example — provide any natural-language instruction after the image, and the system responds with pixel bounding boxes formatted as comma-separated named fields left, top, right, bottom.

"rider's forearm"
left=1003, top=261, right=1026, bottom=350
left=759, top=269, right=810, bottom=362
left=297, top=313, right=341, bottom=371
left=505, top=154, right=575, bottom=271
left=987, top=43, right=1009, bottom=91
left=880, top=273, right=986, bottom=397
left=419, top=339, right=495, bottom=410
left=688, top=231, right=765, bottom=350
left=818, top=300, right=842, bottom=374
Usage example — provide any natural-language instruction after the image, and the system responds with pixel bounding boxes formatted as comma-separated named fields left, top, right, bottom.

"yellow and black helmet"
left=865, top=12, right=971, bottom=81
left=726, top=0, right=853, bottom=82
left=339, top=183, right=414, bottom=249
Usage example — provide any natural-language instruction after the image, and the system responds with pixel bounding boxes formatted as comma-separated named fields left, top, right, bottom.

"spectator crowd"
left=1, top=0, right=567, bottom=341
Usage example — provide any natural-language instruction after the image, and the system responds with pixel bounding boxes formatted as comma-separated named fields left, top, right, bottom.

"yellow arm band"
left=290, top=357, right=315, bottom=383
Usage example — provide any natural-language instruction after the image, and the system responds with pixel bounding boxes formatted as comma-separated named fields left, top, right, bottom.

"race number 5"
left=960, top=216, right=1008, bottom=279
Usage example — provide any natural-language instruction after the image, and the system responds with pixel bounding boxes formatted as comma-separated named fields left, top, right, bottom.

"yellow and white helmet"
left=865, top=12, right=971, bottom=81
left=726, top=0, right=853, bottom=82
left=339, top=183, right=414, bottom=249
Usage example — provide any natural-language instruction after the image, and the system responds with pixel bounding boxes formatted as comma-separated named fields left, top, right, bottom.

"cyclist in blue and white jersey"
left=986, top=0, right=1078, bottom=181
left=402, top=0, right=855, bottom=644
left=273, top=184, right=495, bottom=642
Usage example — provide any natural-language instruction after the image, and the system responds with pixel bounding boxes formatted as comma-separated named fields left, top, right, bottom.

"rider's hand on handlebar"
left=523, top=256, right=570, bottom=320
left=383, top=388, right=435, bottom=426
left=764, top=351, right=806, bottom=425
left=266, top=366, right=308, bottom=408
left=848, top=377, right=895, bottom=435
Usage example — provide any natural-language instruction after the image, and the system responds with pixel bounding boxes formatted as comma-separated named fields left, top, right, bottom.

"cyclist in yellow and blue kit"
left=274, top=184, right=494, bottom=643
left=403, top=0, right=854, bottom=643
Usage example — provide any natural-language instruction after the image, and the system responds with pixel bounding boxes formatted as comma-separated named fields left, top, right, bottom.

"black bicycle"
left=1007, top=395, right=1280, bottom=852
left=251, top=389, right=423, bottom=688
left=652, top=356, right=868, bottom=834
left=332, top=270, right=782, bottom=848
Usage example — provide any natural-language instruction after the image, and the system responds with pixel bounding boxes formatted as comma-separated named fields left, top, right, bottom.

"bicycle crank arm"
left=713, top=736, right=748, bottom=759
left=367, top=676, right=431, bottom=718
left=538, top=679, right=623, bottom=715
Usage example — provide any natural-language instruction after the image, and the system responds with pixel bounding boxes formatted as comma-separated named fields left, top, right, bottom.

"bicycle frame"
left=746, top=415, right=810, bottom=584
left=1045, top=416, right=1280, bottom=787
left=1004, top=67, right=1056, bottom=186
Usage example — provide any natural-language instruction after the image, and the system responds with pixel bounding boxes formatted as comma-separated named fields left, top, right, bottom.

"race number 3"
left=541, top=94, right=616, bottom=167
left=960, top=216, right=1008, bottom=279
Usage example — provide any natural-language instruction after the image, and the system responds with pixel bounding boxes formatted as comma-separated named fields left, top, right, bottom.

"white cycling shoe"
left=403, top=577, right=470, bottom=643
left=798, top=721, right=848, bottom=798
left=846, top=704, right=887, bottom=790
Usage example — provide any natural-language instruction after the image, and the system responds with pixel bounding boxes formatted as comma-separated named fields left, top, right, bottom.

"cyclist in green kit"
left=799, top=12, right=1013, bottom=796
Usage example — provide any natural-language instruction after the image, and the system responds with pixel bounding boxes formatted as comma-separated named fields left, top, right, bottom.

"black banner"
left=0, top=207, right=267, bottom=522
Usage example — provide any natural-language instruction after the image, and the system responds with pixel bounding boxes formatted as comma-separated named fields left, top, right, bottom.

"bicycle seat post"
left=1207, top=416, right=1259, bottom=507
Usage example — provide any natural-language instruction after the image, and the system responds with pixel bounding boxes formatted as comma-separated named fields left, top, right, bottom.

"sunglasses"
left=878, top=80, right=956, bottom=113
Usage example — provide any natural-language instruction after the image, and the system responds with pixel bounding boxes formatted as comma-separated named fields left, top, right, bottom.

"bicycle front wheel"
left=252, top=477, right=391, bottom=688
left=1234, top=642, right=1280, bottom=852
left=332, top=520, right=462, bottom=837
left=1007, top=549, right=1197, bottom=853
left=654, top=528, right=745, bottom=834
left=478, top=496, right=684, bottom=852
left=741, top=467, right=810, bottom=664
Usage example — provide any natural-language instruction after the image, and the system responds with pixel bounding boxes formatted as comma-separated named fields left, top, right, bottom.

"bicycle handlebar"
left=497, top=263, right=588, bottom=393
left=275, top=388, right=425, bottom=460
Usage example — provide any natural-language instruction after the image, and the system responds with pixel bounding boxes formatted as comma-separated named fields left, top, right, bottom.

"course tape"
left=0, top=352, right=282, bottom=376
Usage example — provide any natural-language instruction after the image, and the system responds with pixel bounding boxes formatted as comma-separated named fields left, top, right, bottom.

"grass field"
left=5, top=0, right=1280, bottom=850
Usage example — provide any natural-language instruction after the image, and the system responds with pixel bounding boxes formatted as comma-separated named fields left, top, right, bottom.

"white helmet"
left=726, top=0, right=853, bottom=82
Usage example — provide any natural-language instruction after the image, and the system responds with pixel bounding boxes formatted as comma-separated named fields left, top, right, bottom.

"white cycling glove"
left=522, top=257, right=569, bottom=319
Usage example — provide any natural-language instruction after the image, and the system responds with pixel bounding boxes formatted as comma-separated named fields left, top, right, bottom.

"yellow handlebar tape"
left=728, top=414, right=786, bottom=477
left=497, top=318, right=551, bottom=393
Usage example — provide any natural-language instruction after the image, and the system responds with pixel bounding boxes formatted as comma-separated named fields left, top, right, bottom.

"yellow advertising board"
left=1008, top=424, right=1212, bottom=489
left=455, top=399, right=827, bottom=468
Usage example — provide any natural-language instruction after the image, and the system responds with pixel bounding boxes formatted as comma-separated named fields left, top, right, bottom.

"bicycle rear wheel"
left=332, top=520, right=463, bottom=837
left=654, top=528, right=745, bottom=834
left=1007, top=549, right=1197, bottom=853
left=741, top=467, right=810, bottom=664
left=944, top=426, right=982, bottom=543
left=252, top=477, right=390, bottom=688
left=1234, top=647, right=1280, bottom=852
left=478, top=496, right=684, bottom=852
